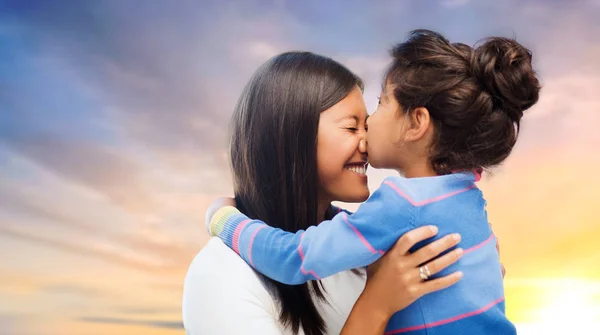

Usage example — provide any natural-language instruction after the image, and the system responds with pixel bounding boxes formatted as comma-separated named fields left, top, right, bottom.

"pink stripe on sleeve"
left=384, top=297, right=505, bottom=334
left=232, top=219, right=251, bottom=255
left=297, top=233, right=322, bottom=280
left=247, top=225, right=268, bottom=267
left=342, top=213, right=385, bottom=255
left=384, top=181, right=475, bottom=207
left=463, top=233, right=495, bottom=255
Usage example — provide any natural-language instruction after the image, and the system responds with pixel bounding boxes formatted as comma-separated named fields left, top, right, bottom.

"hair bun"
left=473, top=37, right=541, bottom=121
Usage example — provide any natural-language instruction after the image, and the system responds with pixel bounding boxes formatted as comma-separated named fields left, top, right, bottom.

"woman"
left=182, top=52, right=468, bottom=335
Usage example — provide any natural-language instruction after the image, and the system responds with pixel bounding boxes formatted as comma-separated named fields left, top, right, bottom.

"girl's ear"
left=404, top=107, right=431, bottom=142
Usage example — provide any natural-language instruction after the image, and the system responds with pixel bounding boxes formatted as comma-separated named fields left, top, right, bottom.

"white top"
left=182, top=237, right=366, bottom=335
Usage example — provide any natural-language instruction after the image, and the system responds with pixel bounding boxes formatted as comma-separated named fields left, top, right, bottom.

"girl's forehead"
left=380, top=81, right=395, bottom=95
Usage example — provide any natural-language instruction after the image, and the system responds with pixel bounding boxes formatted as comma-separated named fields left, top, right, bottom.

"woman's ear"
left=404, top=107, right=431, bottom=142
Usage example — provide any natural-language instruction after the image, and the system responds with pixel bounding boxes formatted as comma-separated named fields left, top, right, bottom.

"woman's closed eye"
left=344, top=125, right=368, bottom=133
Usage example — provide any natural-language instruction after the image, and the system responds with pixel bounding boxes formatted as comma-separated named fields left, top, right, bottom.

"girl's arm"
left=209, top=182, right=416, bottom=284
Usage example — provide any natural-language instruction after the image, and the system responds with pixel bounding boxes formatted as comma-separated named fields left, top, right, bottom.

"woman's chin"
left=338, top=191, right=370, bottom=204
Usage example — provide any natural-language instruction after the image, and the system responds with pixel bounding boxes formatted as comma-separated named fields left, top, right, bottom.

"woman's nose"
left=359, top=138, right=367, bottom=153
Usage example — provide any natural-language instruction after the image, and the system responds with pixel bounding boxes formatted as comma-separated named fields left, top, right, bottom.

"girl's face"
left=365, top=83, right=410, bottom=170
left=316, top=86, right=370, bottom=204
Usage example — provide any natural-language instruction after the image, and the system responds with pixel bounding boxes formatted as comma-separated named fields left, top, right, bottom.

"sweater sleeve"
left=208, top=181, right=417, bottom=284
left=330, top=205, right=354, bottom=216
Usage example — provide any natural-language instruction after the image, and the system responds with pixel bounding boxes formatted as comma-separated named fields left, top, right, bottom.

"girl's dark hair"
left=386, top=29, right=541, bottom=174
left=229, top=52, right=362, bottom=335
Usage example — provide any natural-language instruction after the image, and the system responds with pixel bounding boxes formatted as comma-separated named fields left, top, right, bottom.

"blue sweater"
left=209, top=172, right=516, bottom=334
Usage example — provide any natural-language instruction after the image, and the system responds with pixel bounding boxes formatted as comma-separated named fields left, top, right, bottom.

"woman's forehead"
left=321, top=88, right=367, bottom=121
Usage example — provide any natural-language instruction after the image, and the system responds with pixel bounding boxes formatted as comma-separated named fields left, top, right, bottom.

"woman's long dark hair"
left=229, top=52, right=362, bottom=335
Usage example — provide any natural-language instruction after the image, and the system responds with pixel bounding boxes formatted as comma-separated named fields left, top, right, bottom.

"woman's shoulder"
left=183, top=237, right=273, bottom=297
left=182, top=238, right=285, bottom=333
left=182, top=237, right=367, bottom=335
left=186, top=237, right=246, bottom=271
left=184, top=237, right=366, bottom=297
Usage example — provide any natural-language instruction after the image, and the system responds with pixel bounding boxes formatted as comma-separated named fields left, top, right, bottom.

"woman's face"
left=316, top=86, right=370, bottom=204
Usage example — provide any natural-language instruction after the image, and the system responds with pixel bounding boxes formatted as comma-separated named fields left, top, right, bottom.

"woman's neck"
left=317, top=190, right=334, bottom=222
left=318, top=200, right=330, bottom=222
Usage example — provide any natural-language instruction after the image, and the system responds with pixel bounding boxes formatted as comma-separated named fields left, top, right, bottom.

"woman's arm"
left=341, top=226, right=464, bottom=335
left=209, top=183, right=416, bottom=284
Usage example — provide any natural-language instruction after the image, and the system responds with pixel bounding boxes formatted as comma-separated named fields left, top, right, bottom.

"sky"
left=0, top=0, right=599, bottom=334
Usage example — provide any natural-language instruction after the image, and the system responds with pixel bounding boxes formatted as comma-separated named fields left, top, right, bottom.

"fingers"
left=418, top=247, right=463, bottom=278
left=223, top=196, right=236, bottom=207
left=409, top=233, right=461, bottom=268
left=419, top=271, right=463, bottom=295
left=392, top=226, right=439, bottom=255
left=205, top=196, right=237, bottom=234
left=489, top=222, right=500, bottom=255
left=495, top=236, right=500, bottom=255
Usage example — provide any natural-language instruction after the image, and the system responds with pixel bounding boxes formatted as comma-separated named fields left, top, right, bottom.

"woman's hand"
left=204, top=197, right=236, bottom=234
left=364, top=226, right=463, bottom=318
left=341, top=226, right=463, bottom=335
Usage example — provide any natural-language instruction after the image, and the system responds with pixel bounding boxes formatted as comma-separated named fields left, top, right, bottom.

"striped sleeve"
left=208, top=182, right=418, bottom=284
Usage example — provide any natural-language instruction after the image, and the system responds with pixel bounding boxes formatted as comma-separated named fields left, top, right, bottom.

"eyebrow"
left=337, top=115, right=360, bottom=122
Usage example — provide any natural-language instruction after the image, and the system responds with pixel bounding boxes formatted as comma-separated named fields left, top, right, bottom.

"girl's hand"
left=204, top=197, right=236, bottom=234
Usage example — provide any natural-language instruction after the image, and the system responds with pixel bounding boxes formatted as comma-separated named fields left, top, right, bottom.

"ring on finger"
left=419, top=265, right=431, bottom=280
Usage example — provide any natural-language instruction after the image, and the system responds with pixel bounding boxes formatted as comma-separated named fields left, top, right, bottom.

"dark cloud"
left=116, top=307, right=181, bottom=316
left=0, top=314, right=21, bottom=335
left=3, top=0, right=596, bottom=205
left=0, top=0, right=280, bottom=140
left=78, top=316, right=183, bottom=330
left=0, top=1, right=247, bottom=194
left=4, top=136, right=157, bottom=212
left=42, top=285, right=103, bottom=297
left=0, top=188, right=101, bottom=234
left=0, top=225, right=185, bottom=274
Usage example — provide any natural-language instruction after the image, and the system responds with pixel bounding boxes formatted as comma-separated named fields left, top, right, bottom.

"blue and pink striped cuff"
left=209, top=206, right=248, bottom=251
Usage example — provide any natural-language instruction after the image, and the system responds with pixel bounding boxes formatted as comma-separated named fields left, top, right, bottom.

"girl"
left=183, top=49, right=465, bottom=335
left=208, top=30, right=540, bottom=334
